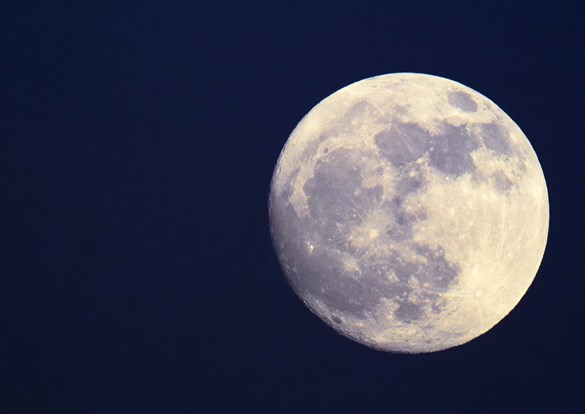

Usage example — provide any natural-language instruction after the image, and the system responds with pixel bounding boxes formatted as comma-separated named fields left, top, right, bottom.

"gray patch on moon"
left=413, top=245, right=460, bottom=291
left=359, top=244, right=459, bottom=323
left=358, top=257, right=412, bottom=302
left=428, top=124, right=480, bottom=176
left=344, top=100, right=377, bottom=124
left=304, top=153, right=459, bottom=322
left=291, top=245, right=384, bottom=315
left=273, top=138, right=462, bottom=324
left=386, top=244, right=459, bottom=323
left=492, top=172, right=514, bottom=192
left=383, top=203, right=423, bottom=243
left=395, top=301, right=424, bottom=322
left=270, top=184, right=375, bottom=317
left=375, top=122, right=480, bottom=177
left=303, top=148, right=383, bottom=241
left=448, top=91, right=478, bottom=112
left=383, top=173, right=427, bottom=242
left=375, top=123, right=431, bottom=167
left=395, top=174, right=425, bottom=195
left=331, top=315, right=343, bottom=324
left=385, top=211, right=414, bottom=242
left=480, top=122, right=513, bottom=156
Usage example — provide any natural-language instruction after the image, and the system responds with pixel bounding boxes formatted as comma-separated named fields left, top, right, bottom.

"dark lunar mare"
left=375, top=121, right=481, bottom=177
left=270, top=171, right=381, bottom=317
left=270, top=144, right=461, bottom=324
left=448, top=91, right=478, bottom=112
left=427, top=124, right=480, bottom=175
left=375, top=123, right=429, bottom=167
left=480, top=122, right=514, bottom=156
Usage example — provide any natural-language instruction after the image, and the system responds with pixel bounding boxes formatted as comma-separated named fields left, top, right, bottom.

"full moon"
left=269, top=73, right=549, bottom=353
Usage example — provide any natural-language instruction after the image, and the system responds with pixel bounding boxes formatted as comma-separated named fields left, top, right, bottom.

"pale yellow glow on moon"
left=269, top=73, right=549, bottom=353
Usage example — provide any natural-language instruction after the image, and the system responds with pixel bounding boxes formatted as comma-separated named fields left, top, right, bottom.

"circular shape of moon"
left=269, top=73, right=549, bottom=353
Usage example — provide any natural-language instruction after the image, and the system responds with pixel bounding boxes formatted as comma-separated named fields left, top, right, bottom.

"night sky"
left=3, top=1, right=584, bottom=412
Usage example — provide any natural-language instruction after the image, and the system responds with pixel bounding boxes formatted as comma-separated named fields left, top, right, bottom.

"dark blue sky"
left=3, top=1, right=584, bottom=412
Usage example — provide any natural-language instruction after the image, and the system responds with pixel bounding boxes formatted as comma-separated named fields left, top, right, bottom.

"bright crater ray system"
left=269, top=73, right=549, bottom=353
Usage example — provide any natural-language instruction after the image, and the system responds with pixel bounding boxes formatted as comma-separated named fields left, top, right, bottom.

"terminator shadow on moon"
left=269, top=73, right=549, bottom=353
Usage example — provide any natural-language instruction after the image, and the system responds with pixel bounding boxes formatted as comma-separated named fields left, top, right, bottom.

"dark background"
left=2, top=1, right=584, bottom=412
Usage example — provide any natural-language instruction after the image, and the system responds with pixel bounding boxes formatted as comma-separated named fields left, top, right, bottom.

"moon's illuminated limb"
left=269, top=73, right=548, bottom=353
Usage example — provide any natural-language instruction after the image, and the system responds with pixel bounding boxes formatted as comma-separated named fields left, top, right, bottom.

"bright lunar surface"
left=269, top=73, right=549, bottom=353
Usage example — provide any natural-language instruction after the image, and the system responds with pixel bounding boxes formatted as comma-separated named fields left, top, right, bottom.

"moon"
left=269, top=73, right=549, bottom=353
